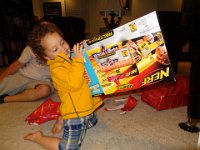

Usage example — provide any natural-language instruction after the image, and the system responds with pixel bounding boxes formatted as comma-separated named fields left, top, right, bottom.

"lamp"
left=100, top=9, right=125, bottom=29
left=99, top=0, right=127, bottom=30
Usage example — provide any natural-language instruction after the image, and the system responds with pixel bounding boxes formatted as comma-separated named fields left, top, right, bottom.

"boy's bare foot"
left=51, top=116, right=63, bottom=134
left=24, top=131, right=43, bottom=141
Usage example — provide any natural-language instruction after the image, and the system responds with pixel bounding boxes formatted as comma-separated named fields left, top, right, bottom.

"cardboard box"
left=84, top=11, right=175, bottom=96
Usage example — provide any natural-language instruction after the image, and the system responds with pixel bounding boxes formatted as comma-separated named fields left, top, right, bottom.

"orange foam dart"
left=99, top=58, right=134, bottom=72
left=121, top=95, right=137, bottom=112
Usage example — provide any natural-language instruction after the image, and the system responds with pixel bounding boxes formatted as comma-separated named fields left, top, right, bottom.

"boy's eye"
left=53, top=48, right=57, bottom=52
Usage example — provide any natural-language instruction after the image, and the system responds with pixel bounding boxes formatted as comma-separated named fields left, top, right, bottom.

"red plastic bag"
left=25, top=98, right=61, bottom=125
left=121, top=95, right=137, bottom=112
left=141, top=75, right=189, bottom=111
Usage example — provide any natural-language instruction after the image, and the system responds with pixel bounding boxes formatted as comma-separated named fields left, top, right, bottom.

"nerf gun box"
left=84, top=11, right=176, bottom=96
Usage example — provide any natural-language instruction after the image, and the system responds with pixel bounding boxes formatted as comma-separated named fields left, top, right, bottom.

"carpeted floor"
left=0, top=62, right=199, bottom=150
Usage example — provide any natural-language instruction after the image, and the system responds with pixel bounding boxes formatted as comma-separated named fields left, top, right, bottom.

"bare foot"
left=24, top=131, right=43, bottom=141
left=51, top=116, right=63, bottom=134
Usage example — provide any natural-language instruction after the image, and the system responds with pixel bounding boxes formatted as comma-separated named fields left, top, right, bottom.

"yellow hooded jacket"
left=47, top=52, right=103, bottom=120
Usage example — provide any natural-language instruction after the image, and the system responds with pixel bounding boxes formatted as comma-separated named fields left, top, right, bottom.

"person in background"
left=24, top=23, right=103, bottom=149
left=0, top=20, right=54, bottom=104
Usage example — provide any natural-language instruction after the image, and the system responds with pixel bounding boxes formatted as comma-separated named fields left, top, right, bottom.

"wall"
left=157, top=0, right=182, bottom=11
left=32, top=0, right=182, bottom=37
left=32, top=0, right=90, bottom=33
left=64, top=0, right=89, bottom=33
left=88, top=0, right=182, bottom=37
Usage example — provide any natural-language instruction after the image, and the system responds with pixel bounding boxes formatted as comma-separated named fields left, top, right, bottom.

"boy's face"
left=41, top=32, right=70, bottom=60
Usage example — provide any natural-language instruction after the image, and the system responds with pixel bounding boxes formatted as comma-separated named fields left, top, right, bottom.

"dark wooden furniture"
left=0, top=0, right=33, bottom=67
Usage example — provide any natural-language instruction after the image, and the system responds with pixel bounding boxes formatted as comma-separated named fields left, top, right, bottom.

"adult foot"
left=24, top=131, right=43, bottom=141
left=51, top=116, right=63, bottom=134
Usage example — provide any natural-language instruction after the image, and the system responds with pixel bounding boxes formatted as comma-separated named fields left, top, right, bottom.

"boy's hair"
left=28, top=23, right=64, bottom=62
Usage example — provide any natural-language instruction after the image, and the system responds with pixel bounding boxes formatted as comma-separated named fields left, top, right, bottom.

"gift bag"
left=25, top=98, right=61, bottom=125
left=141, top=75, right=189, bottom=110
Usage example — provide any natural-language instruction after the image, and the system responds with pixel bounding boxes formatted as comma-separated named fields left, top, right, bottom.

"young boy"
left=24, top=23, right=103, bottom=149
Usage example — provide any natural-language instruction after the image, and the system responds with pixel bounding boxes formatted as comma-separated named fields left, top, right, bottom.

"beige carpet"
left=0, top=62, right=199, bottom=150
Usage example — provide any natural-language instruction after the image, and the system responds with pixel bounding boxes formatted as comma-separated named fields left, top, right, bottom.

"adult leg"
left=0, top=72, right=29, bottom=95
left=24, top=131, right=60, bottom=150
left=1, top=72, right=53, bottom=103
left=4, top=84, right=51, bottom=102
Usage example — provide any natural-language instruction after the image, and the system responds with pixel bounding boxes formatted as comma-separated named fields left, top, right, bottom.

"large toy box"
left=84, top=11, right=176, bottom=96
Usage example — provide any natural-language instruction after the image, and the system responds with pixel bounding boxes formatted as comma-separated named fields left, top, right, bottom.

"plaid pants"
left=59, top=113, right=97, bottom=150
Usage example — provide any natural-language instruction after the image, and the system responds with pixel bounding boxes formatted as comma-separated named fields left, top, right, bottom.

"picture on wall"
left=43, top=2, right=62, bottom=18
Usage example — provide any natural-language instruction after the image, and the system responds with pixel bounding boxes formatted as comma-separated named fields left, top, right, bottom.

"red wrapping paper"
left=141, top=76, right=189, bottom=111
left=121, top=95, right=137, bottom=112
left=25, top=98, right=61, bottom=125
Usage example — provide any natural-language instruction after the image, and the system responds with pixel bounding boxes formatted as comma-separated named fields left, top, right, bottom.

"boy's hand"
left=73, top=43, right=84, bottom=59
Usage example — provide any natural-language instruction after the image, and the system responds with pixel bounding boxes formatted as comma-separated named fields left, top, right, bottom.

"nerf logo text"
left=142, top=67, right=169, bottom=86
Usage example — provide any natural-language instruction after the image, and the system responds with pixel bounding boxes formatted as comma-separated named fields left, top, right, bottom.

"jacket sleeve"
left=51, top=57, right=85, bottom=92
